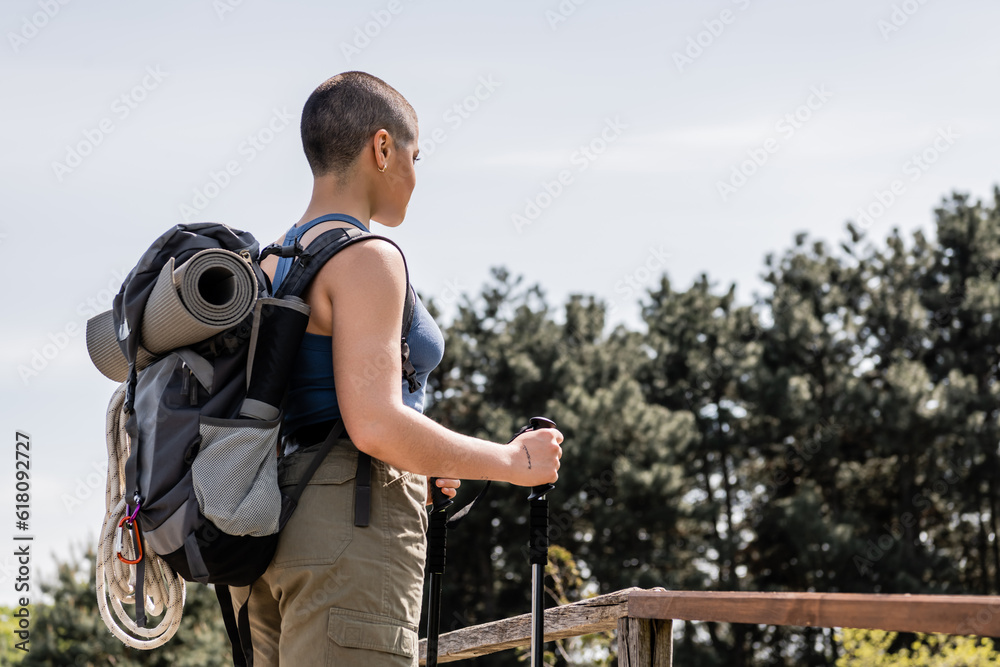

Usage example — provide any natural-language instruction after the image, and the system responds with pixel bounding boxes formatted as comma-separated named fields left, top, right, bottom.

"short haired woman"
left=229, top=71, right=564, bottom=666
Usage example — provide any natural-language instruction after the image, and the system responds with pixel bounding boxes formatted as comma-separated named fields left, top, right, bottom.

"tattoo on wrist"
left=522, top=443, right=532, bottom=470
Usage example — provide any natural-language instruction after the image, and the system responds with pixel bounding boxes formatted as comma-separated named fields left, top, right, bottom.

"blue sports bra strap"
left=272, top=254, right=295, bottom=293
left=299, top=213, right=369, bottom=234
left=272, top=214, right=370, bottom=291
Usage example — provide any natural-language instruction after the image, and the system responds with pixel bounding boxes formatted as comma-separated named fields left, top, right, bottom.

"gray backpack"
left=92, top=221, right=417, bottom=653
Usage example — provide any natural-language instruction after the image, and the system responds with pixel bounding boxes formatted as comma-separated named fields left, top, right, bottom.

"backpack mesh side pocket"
left=191, top=417, right=282, bottom=537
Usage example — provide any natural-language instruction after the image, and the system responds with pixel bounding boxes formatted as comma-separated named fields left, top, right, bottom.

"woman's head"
left=301, top=72, right=419, bottom=226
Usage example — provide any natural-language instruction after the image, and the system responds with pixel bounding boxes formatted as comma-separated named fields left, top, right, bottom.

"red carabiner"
left=116, top=515, right=143, bottom=565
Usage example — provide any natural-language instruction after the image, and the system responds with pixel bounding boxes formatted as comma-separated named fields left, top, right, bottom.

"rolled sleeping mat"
left=86, top=310, right=155, bottom=382
left=86, top=248, right=258, bottom=381
left=142, top=248, right=258, bottom=353
left=239, top=296, right=312, bottom=420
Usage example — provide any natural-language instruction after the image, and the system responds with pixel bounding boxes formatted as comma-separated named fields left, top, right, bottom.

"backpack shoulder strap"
left=400, top=284, right=419, bottom=393
left=273, top=227, right=404, bottom=296
left=273, top=227, right=420, bottom=391
left=269, top=216, right=355, bottom=292
left=215, top=584, right=249, bottom=667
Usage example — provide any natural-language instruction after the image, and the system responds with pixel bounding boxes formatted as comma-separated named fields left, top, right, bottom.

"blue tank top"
left=271, top=214, right=445, bottom=436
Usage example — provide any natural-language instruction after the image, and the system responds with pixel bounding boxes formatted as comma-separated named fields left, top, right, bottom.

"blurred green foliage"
left=17, top=546, right=229, bottom=666
left=1, top=606, right=28, bottom=665
left=836, top=629, right=999, bottom=665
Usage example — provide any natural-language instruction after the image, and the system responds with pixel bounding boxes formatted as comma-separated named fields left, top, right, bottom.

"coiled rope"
left=96, top=383, right=186, bottom=648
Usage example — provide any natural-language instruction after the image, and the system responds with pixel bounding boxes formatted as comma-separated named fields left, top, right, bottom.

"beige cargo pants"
left=230, top=439, right=428, bottom=665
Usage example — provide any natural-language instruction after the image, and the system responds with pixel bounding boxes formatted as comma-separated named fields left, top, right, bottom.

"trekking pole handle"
left=426, top=478, right=453, bottom=664
left=525, top=416, right=556, bottom=667
left=430, top=479, right=454, bottom=513
left=526, top=417, right=557, bottom=501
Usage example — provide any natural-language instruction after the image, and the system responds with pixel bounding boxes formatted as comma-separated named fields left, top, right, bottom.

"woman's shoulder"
left=333, top=234, right=405, bottom=271
left=312, top=234, right=407, bottom=297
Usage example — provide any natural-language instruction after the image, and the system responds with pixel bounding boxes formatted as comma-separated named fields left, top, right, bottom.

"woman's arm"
left=316, top=238, right=562, bottom=486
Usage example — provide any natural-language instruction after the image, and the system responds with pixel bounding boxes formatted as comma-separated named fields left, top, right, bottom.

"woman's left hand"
left=426, top=477, right=461, bottom=505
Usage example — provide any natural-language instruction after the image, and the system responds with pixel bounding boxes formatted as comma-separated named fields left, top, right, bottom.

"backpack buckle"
left=260, top=239, right=305, bottom=261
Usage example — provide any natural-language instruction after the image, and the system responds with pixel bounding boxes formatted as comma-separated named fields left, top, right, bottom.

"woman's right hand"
left=506, top=428, right=564, bottom=487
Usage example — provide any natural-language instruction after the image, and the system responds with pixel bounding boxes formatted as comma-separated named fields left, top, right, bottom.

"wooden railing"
left=418, top=588, right=1000, bottom=666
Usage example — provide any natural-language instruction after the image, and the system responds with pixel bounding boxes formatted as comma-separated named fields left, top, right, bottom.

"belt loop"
left=354, top=453, right=372, bottom=527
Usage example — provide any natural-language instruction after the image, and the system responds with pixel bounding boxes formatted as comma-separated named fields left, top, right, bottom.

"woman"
left=229, top=71, right=564, bottom=666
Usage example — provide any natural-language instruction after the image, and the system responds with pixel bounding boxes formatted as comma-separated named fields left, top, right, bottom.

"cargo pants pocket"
left=272, top=444, right=357, bottom=568
left=327, top=607, right=417, bottom=665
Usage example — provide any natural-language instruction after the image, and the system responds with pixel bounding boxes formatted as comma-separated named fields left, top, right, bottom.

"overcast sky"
left=1, top=0, right=998, bottom=606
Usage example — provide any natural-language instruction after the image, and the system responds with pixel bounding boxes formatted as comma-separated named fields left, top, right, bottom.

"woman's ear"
left=371, top=129, right=390, bottom=171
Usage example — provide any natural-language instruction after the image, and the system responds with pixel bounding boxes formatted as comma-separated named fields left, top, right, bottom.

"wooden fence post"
left=617, top=616, right=673, bottom=667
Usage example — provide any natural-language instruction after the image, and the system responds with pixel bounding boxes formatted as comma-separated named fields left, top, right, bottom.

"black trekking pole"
left=526, top=416, right=557, bottom=667
left=425, top=478, right=453, bottom=667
